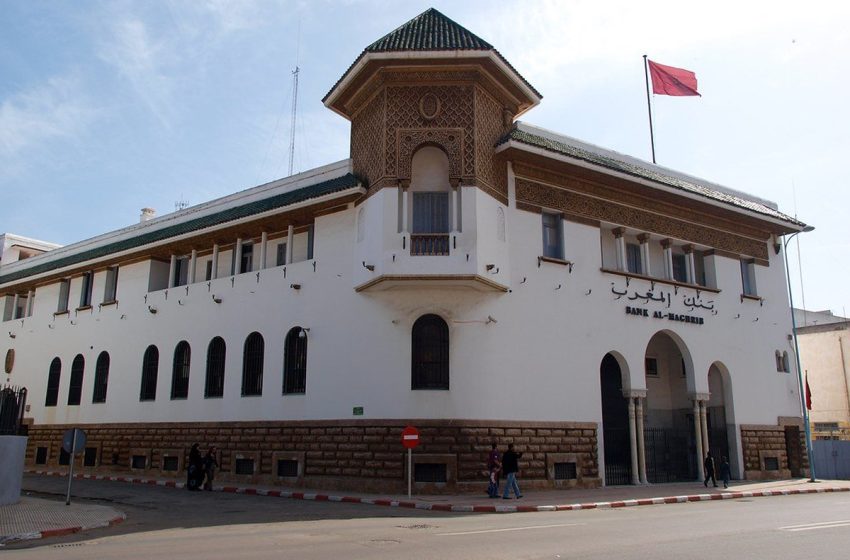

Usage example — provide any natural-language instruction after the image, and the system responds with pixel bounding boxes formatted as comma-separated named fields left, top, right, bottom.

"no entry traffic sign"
left=401, top=425, right=420, bottom=449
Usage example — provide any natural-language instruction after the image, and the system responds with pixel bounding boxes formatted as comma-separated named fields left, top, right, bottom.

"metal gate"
left=813, top=440, right=850, bottom=480
left=644, top=428, right=696, bottom=483
left=709, top=427, right=730, bottom=468
left=603, top=428, right=632, bottom=486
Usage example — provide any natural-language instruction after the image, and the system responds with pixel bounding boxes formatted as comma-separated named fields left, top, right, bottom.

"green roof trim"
left=324, top=8, right=541, bottom=103
left=0, top=173, right=361, bottom=286
left=499, top=126, right=804, bottom=227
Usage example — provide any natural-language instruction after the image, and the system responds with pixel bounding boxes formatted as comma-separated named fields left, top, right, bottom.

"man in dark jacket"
left=501, top=443, right=523, bottom=499
left=703, top=451, right=717, bottom=487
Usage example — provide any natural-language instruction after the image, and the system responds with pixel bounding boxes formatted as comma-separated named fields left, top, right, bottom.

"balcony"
left=410, top=234, right=450, bottom=256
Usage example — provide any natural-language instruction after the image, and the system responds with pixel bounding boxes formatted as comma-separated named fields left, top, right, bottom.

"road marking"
left=438, top=523, right=585, bottom=536
left=779, top=520, right=850, bottom=532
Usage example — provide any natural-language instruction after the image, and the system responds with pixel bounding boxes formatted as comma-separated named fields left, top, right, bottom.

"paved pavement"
left=3, top=470, right=849, bottom=546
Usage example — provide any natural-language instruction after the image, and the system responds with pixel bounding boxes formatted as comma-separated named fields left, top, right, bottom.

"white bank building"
left=2, top=9, right=810, bottom=492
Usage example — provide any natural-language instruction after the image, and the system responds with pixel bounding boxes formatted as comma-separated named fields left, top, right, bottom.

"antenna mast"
left=288, top=65, right=299, bottom=176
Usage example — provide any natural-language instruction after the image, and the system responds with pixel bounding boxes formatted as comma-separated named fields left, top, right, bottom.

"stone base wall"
left=25, top=419, right=600, bottom=494
left=741, top=420, right=809, bottom=480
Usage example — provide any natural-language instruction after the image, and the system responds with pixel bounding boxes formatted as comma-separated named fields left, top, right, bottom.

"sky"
left=1, top=0, right=848, bottom=316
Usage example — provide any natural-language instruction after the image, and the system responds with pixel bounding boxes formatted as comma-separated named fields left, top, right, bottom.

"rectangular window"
left=162, top=456, right=179, bottom=471
left=35, top=446, right=48, bottom=465
left=414, top=463, right=447, bottom=483
left=277, top=459, right=299, bottom=478
left=131, top=455, right=147, bottom=469
left=235, top=458, right=255, bottom=475
left=412, top=192, right=450, bottom=233
left=103, top=266, right=119, bottom=303
left=174, top=257, right=189, bottom=287
left=83, top=447, right=98, bottom=467
left=13, top=297, right=25, bottom=320
left=541, top=212, right=564, bottom=260
left=79, top=272, right=93, bottom=307
left=764, top=457, right=780, bottom=471
left=276, top=243, right=287, bottom=266
left=554, top=462, right=577, bottom=480
left=306, top=225, right=315, bottom=260
left=693, top=251, right=707, bottom=286
left=240, top=243, right=253, bottom=274
left=741, top=259, right=757, bottom=296
left=672, top=253, right=688, bottom=283
left=205, top=260, right=213, bottom=281
left=645, top=357, right=658, bottom=377
left=59, top=448, right=70, bottom=466
left=626, top=243, right=643, bottom=275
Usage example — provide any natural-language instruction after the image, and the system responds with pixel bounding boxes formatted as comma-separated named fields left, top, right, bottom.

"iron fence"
left=0, top=385, right=27, bottom=436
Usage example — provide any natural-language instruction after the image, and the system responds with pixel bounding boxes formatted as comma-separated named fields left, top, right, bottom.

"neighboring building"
left=795, top=308, right=850, bottom=440
left=0, top=234, right=61, bottom=323
left=1, top=9, right=811, bottom=492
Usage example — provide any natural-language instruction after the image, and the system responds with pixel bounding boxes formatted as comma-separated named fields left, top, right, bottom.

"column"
left=638, top=233, right=651, bottom=277
left=11, top=294, right=19, bottom=319
left=259, top=231, right=268, bottom=270
left=661, top=239, right=673, bottom=280
left=684, top=245, right=696, bottom=284
left=26, top=290, right=34, bottom=317
left=628, top=397, right=640, bottom=485
left=168, top=255, right=177, bottom=288
left=234, top=238, right=243, bottom=275
left=636, top=396, right=648, bottom=484
left=211, top=244, right=220, bottom=280
left=700, top=399, right=710, bottom=459
left=693, top=399, right=704, bottom=482
left=189, top=249, right=198, bottom=284
left=613, top=228, right=626, bottom=271
left=286, top=225, right=294, bottom=265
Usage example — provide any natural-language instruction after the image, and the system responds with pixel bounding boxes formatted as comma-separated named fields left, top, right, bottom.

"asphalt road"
left=6, top=475, right=850, bottom=559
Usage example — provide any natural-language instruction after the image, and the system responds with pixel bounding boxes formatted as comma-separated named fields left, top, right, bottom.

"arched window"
left=92, top=351, right=110, bottom=403
left=411, top=314, right=449, bottom=390
left=45, top=357, right=61, bottom=407
left=67, top=354, right=85, bottom=405
left=283, top=327, right=307, bottom=394
left=171, top=341, right=191, bottom=399
left=140, top=345, right=159, bottom=401
left=205, top=337, right=226, bottom=398
left=410, top=146, right=452, bottom=255
left=241, top=332, right=264, bottom=396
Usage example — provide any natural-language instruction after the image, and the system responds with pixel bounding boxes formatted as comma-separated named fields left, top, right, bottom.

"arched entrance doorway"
left=644, top=331, right=697, bottom=482
left=600, top=353, right=631, bottom=485
left=707, top=362, right=737, bottom=476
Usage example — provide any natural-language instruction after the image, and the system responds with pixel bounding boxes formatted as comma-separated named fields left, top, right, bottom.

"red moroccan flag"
left=648, top=59, right=701, bottom=96
left=805, top=372, right=812, bottom=410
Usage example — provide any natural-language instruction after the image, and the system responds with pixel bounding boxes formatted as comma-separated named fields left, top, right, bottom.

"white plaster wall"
left=798, top=329, right=850, bottom=425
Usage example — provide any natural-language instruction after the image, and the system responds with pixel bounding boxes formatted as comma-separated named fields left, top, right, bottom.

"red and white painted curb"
left=26, top=469, right=850, bottom=515
left=1, top=513, right=124, bottom=545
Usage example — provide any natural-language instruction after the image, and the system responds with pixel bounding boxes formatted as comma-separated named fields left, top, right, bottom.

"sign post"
left=401, top=426, right=420, bottom=499
left=62, top=428, right=87, bottom=506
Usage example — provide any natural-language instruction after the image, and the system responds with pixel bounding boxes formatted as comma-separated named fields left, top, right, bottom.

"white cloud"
left=0, top=76, right=98, bottom=162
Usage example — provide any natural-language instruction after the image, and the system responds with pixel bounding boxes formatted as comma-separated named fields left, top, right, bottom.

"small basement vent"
left=764, top=457, right=780, bottom=471
left=554, top=461, right=577, bottom=480
left=131, top=455, right=147, bottom=469
left=83, top=447, right=98, bottom=467
left=162, top=456, right=179, bottom=471
left=235, top=458, right=255, bottom=475
left=414, top=463, right=447, bottom=483
left=277, top=459, right=298, bottom=478
left=35, top=446, right=48, bottom=465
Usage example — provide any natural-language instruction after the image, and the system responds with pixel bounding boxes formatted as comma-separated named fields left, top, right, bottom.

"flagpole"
left=642, top=55, right=656, bottom=164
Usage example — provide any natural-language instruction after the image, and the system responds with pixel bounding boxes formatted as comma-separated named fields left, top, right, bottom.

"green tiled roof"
left=324, top=8, right=541, bottom=103
left=0, top=173, right=361, bottom=286
left=499, top=125, right=805, bottom=227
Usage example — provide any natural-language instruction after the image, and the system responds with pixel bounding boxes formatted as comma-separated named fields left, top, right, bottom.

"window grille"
left=45, top=357, right=61, bottom=407
left=241, top=332, right=264, bottom=396
left=645, top=357, right=658, bottom=377
left=92, top=351, right=110, bottom=403
left=554, top=462, right=577, bottom=480
left=283, top=327, right=307, bottom=394
left=414, top=463, right=447, bottom=483
left=764, top=457, right=780, bottom=471
left=411, top=192, right=449, bottom=256
left=131, top=455, right=147, bottom=469
left=235, top=458, right=255, bottom=475
left=35, top=446, right=48, bottom=465
left=277, top=459, right=299, bottom=477
left=67, top=354, right=85, bottom=406
left=162, top=456, right=179, bottom=471
left=140, top=345, right=159, bottom=401
left=672, top=253, right=688, bottom=282
left=205, top=337, right=226, bottom=398
left=626, top=243, right=643, bottom=275
left=170, top=341, right=191, bottom=399
left=412, top=314, right=449, bottom=390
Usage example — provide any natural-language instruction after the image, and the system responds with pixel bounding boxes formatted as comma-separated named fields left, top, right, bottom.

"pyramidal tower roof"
left=364, top=8, right=495, bottom=53
left=323, top=8, right=541, bottom=116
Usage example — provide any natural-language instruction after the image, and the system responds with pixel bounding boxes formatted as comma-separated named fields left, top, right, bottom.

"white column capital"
left=623, top=389, right=648, bottom=400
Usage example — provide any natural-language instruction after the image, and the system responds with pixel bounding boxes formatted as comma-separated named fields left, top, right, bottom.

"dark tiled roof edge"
left=498, top=127, right=803, bottom=227
left=0, top=174, right=361, bottom=286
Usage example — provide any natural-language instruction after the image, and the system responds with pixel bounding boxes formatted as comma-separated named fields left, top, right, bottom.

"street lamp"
left=782, top=225, right=816, bottom=482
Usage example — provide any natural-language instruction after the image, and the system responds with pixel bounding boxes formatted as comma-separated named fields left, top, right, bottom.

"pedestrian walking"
left=501, top=443, right=523, bottom=499
left=719, top=455, right=731, bottom=489
left=703, top=451, right=717, bottom=488
left=203, top=446, right=219, bottom=491
left=187, top=443, right=204, bottom=491
left=486, top=443, right=501, bottom=498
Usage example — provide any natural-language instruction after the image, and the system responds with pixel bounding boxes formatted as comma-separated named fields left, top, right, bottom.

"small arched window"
left=283, top=327, right=307, bottom=394
left=45, top=357, right=61, bottom=407
left=171, top=341, right=191, bottom=399
left=92, top=351, right=110, bottom=403
left=411, top=314, right=449, bottom=390
left=205, top=337, right=226, bottom=398
left=140, top=345, right=159, bottom=401
left=782, top=351, right=791, bottom=373
left=67, top=354, right=85, bottom=405
left=242, top=332, right=264, bottom=396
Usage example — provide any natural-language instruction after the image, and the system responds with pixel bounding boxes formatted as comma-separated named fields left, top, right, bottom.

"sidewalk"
left=5, top=470, right=849, bottom=545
